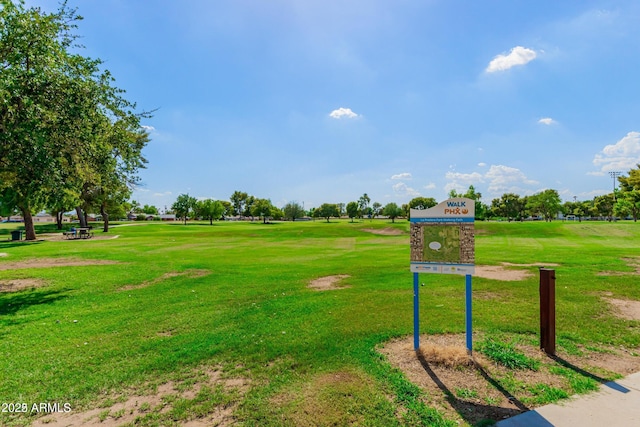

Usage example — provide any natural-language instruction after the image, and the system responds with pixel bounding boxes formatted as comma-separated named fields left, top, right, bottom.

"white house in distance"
left=33, top=213, right=56, bottom=222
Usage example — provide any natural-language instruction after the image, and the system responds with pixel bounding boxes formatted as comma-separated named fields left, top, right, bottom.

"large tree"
left=0, top=188, right=18, bottom=220
left=283, top=201, right=305, bottom=221
left=172, top=194, right=196, bottom=225
left=449, top=185, right=487, bottom=220
left=526, top=189, right=562, bottom=221
left=0, top=1, right=148, bottom=239
left=230, top=191, right=248, bottom=217
left=358, top=193, right=370, bottom=218
left=490, top=193, right=525, bottom=221
left=251, top=198, right=274, bottom=224
left=243, top=195, right=256, bottom=219
left=371, top=202, right=382, bottom=219
left=143, top=204, right=159, bottom=215
left=195, top=199, right=224, bottom=225
left=80, top=119, right=149, bottom=232
left=316, top=203, right=339, bottom=223
left=408, top=196, right=437, bottom=210
left=617, top=166, right=640, bottom=221
left=346, top=201, right=359, bottom=222
left=592, top=194, right=615, bottom=221
left=407, top=196, right=437, bottom=219
left=382, top=202, right=402, bottom=223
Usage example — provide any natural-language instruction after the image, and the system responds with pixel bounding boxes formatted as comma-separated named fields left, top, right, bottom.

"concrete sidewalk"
left=496, top=371, right=640, bottom=426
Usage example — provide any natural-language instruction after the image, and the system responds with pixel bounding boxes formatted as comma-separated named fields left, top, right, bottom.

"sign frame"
left=410, top=198, right=476, bottom=352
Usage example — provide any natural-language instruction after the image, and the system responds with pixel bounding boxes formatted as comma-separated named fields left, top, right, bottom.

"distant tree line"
left=38, top=163, right=637, bottom=227
left=161, top=165, right=640, bottom=225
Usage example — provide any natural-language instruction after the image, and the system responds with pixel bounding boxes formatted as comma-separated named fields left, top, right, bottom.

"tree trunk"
left=20, top=206, right=37, bottom=241
left=101, top=203, right=109, bottom=232
left=56, top=211, right=64, bottom=230
left=76, top=207, right=87, bottom=228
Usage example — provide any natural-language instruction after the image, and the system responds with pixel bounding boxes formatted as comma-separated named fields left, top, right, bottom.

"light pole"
left=609, top=171, right=621, bottom=200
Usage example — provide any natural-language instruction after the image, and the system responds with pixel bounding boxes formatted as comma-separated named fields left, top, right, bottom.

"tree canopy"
left=283, top=202, right=305, bottom=221
left=316, top=203, right=339, bottom=223
left=195, top=199, right=224, bottom=225
left=382, top=202, right=402, bottom=223
left=172, top=194, right=196, bottom=224
left=0, top=0, right=149, bottom=239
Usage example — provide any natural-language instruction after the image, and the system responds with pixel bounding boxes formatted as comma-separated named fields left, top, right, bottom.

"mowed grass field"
left=0, top=220, right=639, bottom=426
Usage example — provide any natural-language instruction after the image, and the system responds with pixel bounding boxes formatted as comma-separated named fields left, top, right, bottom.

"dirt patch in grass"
left=501, top=262, right=560, bottom=268
left=0, top=257, right=120, bottom=271
left=11, top=233, right=121, bottom=242
left=362, top=227, right=404, bottom=236
left=119, top=269, right=211, bottom=291
left=603, top=297, right=640, bottom=321
left=380, top=333, right=640, bottom=426
left=475, top=265, right=530, bottom=281
left=474, top=266, right=532, bottom=281
left=308, top=274, right=350, bottom=291
left=0, top=278, right=47, bottom=293
left=598, top=257, right=640, bottom=276
left=32, top=366, right=250, bottom=427
left=474, top=263, right=560, bottom=281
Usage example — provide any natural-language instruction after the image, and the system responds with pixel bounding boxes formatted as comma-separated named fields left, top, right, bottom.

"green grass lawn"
left=1, top=220, right=639, bottom=426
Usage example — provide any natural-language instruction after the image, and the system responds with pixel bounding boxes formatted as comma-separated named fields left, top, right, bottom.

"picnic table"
left=63, top=227, right=93, bottom=240
left=78, top=227, right=93, bottom=239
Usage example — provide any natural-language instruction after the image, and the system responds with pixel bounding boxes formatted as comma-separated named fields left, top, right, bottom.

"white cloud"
left=141, top=125, right=156, bottom=132
left=153, top=191, right=173, bottom=197
left=592, top=131, right=640, bottom=173
left=538, top=117, right=556, bottom=125
left=445, top=171, right=484, bottom=185
left=392, top=182, right=420, bottom=197
left=329, top=107, right=360, bottom=119
left=485, top=165, right=538, bottom=194
left=486, top=46, right=537, bottom=73
left=445, top=165, right=538, bottom=198
left=424, top=182, right=436, bottom=190
left=478, top=162, right=487, bottom=167
left=391, top=172, right=412, bottom=180
left=444, top=171, right=484, bottom=195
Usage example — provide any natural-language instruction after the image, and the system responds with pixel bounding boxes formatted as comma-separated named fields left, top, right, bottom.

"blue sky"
left=31, top=0, right=640, bottom=211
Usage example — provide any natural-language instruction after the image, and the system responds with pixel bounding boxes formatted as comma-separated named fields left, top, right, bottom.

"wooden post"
left=539, top=268, right=556, bottom=355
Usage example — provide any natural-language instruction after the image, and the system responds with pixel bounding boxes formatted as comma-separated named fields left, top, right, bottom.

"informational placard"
left=410, top=198, right=475, bottom=275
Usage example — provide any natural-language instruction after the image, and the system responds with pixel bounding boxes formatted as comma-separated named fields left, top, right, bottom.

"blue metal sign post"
left=466, top=273, right=473, bottom=352
left=410, top=198, right=475, bottom=353
left=413, top=272, right=420, bottom=351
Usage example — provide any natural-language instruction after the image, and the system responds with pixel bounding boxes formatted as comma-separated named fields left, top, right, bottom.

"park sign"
left=410, top=198, right=475, bottom=275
